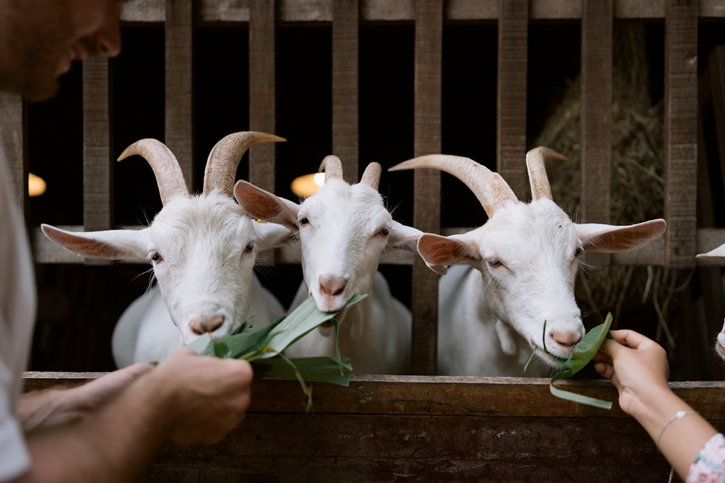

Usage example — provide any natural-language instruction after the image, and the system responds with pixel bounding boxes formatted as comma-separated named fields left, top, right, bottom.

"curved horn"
left=204, top=131, right=286, bottom=197
left=118, top=139, right=189, bottom=206
left=526, top=147, right=568, bottom=201
left=319, top=155, right=343, bottom=182
left=389, top=155, right=518, bottom=218
left=360, top=162, right=382, bottom=191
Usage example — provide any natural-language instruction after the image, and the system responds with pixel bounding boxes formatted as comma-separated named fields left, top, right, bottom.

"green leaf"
left=523, top=346, right=537, bottom=373
left=251, top=356, right=353, bottom=387
left=253, top=294, right=368, bottom=360
left=544, top=313, right=614, bottom=410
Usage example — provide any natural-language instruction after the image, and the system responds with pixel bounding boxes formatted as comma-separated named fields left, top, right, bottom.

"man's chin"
left=22, top=78, right=61, bottom=102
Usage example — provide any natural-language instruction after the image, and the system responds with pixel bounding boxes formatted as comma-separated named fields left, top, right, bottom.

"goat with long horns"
left=388, top=147, right=666, bottom=376
left=42, top=132, right=297, bottom=367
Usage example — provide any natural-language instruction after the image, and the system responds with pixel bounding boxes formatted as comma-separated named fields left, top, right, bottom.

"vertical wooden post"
left=0, top=93, right=27, bottom=220
left=664, top=0, right=698, bottom=268
left=580, top=0, right=612, bottom=266
left=412, top=0, right=442, bottom=375
left=83, top=57, right=113, bottom=264
left=497, top=0, right=528, bottom=201
left=332, top=0, right=359, bottom=183
left=249, top=0, right=276, bottom=194
left=166, top=0, right=194, bottom=190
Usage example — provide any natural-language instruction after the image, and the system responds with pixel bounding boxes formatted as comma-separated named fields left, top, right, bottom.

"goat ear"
left=575, top=219, right=666, bottom=253
left=234, top=180, right=299, bottom=232
left=253, top=220, right=298, bottom=251
left=417, top=233, right=480, bottom=275
left=387, top=221, right=422, bottom=253
left=697, top=244, right=725, bottom=262
left=41, top=224, right=148, bottom=261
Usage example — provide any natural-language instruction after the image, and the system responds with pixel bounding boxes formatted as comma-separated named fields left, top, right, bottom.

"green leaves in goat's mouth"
left=525, top=313, right=614, bottom=410
left=186, top=294, right=367, bottom=410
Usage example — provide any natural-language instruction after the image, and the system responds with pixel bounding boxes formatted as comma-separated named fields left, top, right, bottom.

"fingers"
left=608, top=330, right=652, bottom=349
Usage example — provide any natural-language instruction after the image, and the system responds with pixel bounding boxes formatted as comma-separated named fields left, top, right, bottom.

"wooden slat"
left=710, top=46, right=725, bottom=210
left=411, top=0, right=442, bottom=376
left=580, top=0, right=612, bottom=267
left=332, top=0, right=359, bottom=183
left=122, top=0, right=725, bottom=25
left=496, top=0, right=528, bottom=200
left=664, top=0, right=698, bottom=268
left=83, top=57, right=113, bottom=267
left=0, top=93, right=27, bottom=219
left=165, top=0, right=194, bottom=189
left=249, top=0, right=276, bottom=193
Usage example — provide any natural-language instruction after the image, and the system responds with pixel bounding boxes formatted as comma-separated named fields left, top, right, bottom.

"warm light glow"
left=29, top=173, right=46, bottom=197
left=291, top=173, right=325, bottom=198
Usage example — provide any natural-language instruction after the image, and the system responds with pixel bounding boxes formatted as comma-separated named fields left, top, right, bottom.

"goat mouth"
left=717, top=341, right=725, bottom=358
left=531, top=344, right=569, bottom=366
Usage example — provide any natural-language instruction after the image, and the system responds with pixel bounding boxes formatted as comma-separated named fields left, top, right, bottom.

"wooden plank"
left=332, top=0, right=359, bottom=183
left=412, top=0, right=442, bottom=376
left=0, top=93, right=27, bottom=220
left=580, top=0, right=612, bottom=267
left=82, top=56, right=113, bottom=266
left=249, top=0, right=276, bottom=193
left=165, top=0, right=194, bottom=189
left=123, top=0, right=725, bottom=23
left=664, top=0, right=698, bottom=268
left=710, top=46, right=725, bottom=211
left=23, top=373, right=725, bottom=419
left=496, top=0, right=528, bottom=200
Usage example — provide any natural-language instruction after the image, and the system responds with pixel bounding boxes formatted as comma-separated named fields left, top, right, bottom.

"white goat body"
left=696, top=246, right=725, bottom=360
left=42, top=132, right=295, bottom=366
left=390, top=148, right=667, bottom=376
left=235, top=157, right=421, bottom=374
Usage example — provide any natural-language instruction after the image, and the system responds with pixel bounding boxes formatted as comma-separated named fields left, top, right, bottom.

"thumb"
left=598, top=338, right=626, bottom=358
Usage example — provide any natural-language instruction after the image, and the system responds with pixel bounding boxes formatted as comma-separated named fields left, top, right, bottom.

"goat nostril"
left=190, top=315, right=225, bottom=335
left=319, top=275, right=347, bottom=297
left=199, top=322, right=209, bottom=332
left=551, top=330, right=582, bottom=348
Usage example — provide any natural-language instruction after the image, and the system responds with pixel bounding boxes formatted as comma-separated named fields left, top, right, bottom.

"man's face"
left=0, top=0, right=122, bottom=101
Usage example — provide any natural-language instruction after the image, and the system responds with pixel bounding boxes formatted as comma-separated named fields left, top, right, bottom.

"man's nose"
left=94, top=4, right=122, bottom=57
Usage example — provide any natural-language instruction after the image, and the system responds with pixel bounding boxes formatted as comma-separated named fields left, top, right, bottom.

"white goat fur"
left=42, top=133, right=293, bottom=366
left=696, top=246, right=725, bottom=361
left=235, top=164, right=422, bottom=374
left=390, top=151, right=667, bottom=376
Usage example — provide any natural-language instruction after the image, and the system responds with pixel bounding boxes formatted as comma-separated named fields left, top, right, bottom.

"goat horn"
left=389, top=155, right=518, bottom=218
left=118, top=139, right=189, bottom=206
left=204, top=131, right=286, bottom=198
left=526, top=147, right=568, bottom=201
left=319, top=155, right=343, bottom=182
left=360, top=162, right=382, bottom=191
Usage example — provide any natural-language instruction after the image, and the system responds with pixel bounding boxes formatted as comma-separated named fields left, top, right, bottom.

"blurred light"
left=291, top=172, right=325, bottom=198
left=29, top=173, right=46, bottom=197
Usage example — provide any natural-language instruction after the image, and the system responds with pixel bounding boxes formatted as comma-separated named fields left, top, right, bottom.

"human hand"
left=148, top=349, right=253, bottom=445
left=70, top=363, right=153, bottom=415
left=593, top=330, right=671, bottom=418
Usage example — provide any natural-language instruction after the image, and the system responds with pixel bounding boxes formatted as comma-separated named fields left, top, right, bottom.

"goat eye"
left=575, top=246, right=584, bottom=257
left=487, top=258, right=502, bottom=267
left=245, top=242, right=255, bottom=252
left=150, top=252, right=162, bottom=263
left=299, top=217, right=309, bottom=225
left=380, top=227, right=390, bottom=236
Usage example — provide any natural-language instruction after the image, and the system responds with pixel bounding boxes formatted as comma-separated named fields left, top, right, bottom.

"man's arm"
left=17, top=364, right=151, bottom=433
left=10, top=350, right=252, bottom=483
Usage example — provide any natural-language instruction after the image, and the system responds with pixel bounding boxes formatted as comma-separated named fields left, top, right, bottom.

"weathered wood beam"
left=0, top=93, right=27, bottom=220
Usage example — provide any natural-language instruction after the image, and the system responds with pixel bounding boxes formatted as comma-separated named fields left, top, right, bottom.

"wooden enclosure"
left=3, top=0, right=725, bottom=480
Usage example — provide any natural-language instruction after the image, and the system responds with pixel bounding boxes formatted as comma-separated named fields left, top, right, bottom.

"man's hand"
left=142, top=349, right=253, bottom=445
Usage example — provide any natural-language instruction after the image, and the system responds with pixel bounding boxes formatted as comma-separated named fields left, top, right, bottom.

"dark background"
left=26, top=20, right=725, bottom=374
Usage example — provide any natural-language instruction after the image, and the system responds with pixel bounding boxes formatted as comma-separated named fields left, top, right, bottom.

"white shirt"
left=0, top=146, right=35, bottom=481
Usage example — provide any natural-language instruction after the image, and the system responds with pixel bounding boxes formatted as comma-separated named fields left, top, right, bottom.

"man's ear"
left=253, top=220, right=299, bottom=251
left=417, top=232, right=480, bottom=275
left=575, top=219, right=666, bottom=253
left=41, top=224, right=148, bottom=261
left=387, top=221, right=422, bottom=253
left=234, top=180, right=299, bottom=232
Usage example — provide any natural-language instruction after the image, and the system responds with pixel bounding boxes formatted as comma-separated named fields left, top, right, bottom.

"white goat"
left=389, top=148, right=667, bottom=376
left=696, top=246, right=725, bottom=360
left=42, top=132, right=295, bottom=367
left=234, top=156, right=423, bottom=374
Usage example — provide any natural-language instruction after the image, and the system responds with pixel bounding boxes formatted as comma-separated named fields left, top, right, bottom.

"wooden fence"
left=5, top=1, right=725, bottom=479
